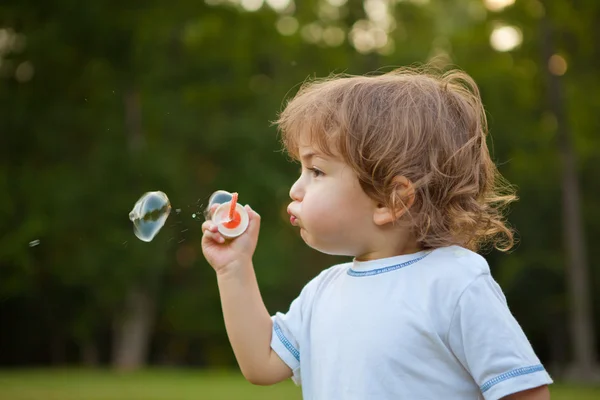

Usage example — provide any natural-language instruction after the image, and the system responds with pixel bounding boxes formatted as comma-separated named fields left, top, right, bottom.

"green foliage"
left=0, top=0, right=598, bottom=369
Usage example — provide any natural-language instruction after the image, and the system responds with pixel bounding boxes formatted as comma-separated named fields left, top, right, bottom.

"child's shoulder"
left=309, top=261, right=351, bottom=286
left=429, top=245, right=490, bottom=276
left=422, top=245, right=493, bottom=298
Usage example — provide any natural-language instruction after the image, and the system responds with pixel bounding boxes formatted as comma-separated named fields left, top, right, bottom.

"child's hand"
left=201, top=204, right=261, bottom=274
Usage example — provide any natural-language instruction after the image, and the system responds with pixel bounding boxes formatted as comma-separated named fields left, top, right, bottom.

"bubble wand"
left=213, top=191, right=248, bottom=238
left=228, top=192, right=238, bottom=222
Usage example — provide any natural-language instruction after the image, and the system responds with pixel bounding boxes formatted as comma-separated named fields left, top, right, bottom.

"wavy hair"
left=276, top=66, right=517, bottom=252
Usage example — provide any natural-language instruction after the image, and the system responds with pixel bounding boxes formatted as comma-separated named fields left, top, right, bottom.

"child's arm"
left=217, top=262, right=292, bottom=384
left=202, top=205, right=292, bottom=385
left=502, top=385, right=550, bottom=399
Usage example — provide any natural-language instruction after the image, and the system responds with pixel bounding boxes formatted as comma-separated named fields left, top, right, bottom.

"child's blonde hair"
left=276, top=66, right=517, bottom=252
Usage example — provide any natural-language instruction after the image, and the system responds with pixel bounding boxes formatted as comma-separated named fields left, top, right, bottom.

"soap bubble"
left=129, top=191, right=172, bottom=242
left=208, top=190, right=233, bottom=207
left=204, top=190, right=233, bottom=219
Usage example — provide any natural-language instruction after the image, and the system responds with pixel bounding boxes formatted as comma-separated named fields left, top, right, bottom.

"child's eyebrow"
left=300, top=151, right=329, bottom=163
left=300, top=152, right=316, bottom=163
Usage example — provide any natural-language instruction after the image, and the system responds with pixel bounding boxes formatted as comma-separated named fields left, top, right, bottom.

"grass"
left=0, top=369, right=301, bottom=400
left=0, top=369, right=599, bottom=400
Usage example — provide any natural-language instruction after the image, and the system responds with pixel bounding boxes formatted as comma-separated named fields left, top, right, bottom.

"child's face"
left=287, top=143, right=378, bottom=257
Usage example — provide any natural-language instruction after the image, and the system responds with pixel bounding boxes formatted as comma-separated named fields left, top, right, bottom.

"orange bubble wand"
left=228, top=192, right=238, bottom=222
left=222, top=193, right=241, bottom=229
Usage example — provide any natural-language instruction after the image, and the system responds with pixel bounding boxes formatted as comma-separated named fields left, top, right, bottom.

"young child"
left=201, top=67, right=553, bottom=399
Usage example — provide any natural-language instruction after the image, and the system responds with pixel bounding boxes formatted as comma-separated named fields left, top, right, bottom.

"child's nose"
left=289, top=177, right=304, bottom=201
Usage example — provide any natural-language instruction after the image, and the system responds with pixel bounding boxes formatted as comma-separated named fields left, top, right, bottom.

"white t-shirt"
left=270, top=246, right=553, bottom=400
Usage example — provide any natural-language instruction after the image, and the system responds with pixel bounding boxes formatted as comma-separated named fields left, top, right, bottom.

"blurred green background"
left=1, top=0, right=599, bottom=398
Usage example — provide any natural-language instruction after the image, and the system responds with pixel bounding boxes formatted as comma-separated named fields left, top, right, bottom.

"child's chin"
left=300, top=229, right=320, bottom=249
left=299, top=229, right=318, bottom=250
left=301, top=232, right=354, bottom=257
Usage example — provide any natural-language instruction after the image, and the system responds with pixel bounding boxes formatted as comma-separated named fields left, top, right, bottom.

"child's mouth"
left=287, top=206, right=299, bottom=226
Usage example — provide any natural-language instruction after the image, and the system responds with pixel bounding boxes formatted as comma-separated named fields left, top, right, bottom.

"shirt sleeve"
left=448, top=273, right=553, bottom=400
left=270, top=274, right=320, bottom=386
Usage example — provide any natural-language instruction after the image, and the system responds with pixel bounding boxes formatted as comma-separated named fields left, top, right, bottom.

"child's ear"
left=373, top=176, right=415, bottom=226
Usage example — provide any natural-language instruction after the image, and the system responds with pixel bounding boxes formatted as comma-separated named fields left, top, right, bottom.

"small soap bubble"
left=28, top=239, right=40, bottom=247
left=205, top=190, right=233, bottom=219
left=208, top=190, right=233, bottom=207
left=129, top=191, right=172, bottom=242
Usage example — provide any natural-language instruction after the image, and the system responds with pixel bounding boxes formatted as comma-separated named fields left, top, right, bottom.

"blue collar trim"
left=347, top=252, right=431, bottom=277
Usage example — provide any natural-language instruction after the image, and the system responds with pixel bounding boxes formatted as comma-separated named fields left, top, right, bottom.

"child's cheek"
left=312, top=208, right=346, bottom=237
left=307, top=198, right=333, bottom=221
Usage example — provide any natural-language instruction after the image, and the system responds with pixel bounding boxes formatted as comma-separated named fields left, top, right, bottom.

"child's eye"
left=308, top=167, right=324, bottom=177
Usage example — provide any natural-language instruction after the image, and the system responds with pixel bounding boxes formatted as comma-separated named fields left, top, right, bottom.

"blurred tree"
left=539, top=1, right=598, bottom=381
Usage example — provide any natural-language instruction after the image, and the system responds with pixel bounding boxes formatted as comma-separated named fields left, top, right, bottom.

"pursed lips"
left=287, top=206, right=300, bottom=226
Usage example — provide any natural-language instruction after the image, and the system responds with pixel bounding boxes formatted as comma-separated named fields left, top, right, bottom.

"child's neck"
left=355, top=239, right=423, bottom=262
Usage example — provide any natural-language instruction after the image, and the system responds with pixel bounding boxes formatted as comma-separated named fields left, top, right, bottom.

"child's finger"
left=201, top=221, right=218, bottom=233
left=203, top=230, right=225, bottom=244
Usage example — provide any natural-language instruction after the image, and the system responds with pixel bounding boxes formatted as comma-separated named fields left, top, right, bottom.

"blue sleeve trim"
left=274, top=321, right=300, bottom=362
left=480, top=364, right=545, bottom=393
